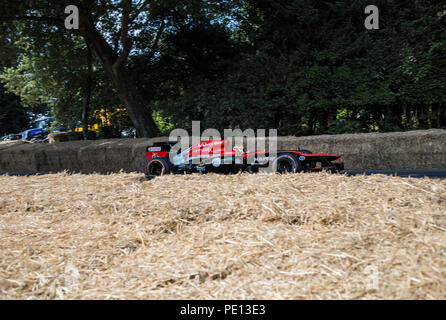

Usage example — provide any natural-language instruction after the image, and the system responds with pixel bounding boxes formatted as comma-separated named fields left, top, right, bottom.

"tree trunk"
left=307, top=110, right=316, bottom=135
left=318, top=111, right=329, bottom=133
left=80, top=16, right=160, bottom=138
left=107, top=66, right=160, bottom=137
left=82, top=43, right=93, bottom=140
left=440, top=104, right=446, bottom=128
left=418, top=105, right=428, bottom=128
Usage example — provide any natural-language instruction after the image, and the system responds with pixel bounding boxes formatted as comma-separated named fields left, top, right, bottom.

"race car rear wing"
left=147, top=141, right=178, bottom=152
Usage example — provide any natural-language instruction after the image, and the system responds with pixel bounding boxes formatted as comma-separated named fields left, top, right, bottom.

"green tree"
left=1, top=0, right=444, bottom=137
left=156, top=0, right=445, bottom=135
left=0, top=84, right=29, bottom=135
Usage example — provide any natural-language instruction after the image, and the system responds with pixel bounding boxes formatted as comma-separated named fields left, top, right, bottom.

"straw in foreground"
left=0, top=172, right=445, bottom=299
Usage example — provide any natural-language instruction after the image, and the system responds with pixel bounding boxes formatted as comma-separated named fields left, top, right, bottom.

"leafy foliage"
left=0, top=84, right=29, bottom=135
left=0, top=1, right=445, bottom=136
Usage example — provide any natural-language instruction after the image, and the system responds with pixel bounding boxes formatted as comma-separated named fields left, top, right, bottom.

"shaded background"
left=0, top=1, right=445, bottom=138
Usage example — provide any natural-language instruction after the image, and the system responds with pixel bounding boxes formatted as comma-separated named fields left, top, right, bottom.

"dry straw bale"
left=1, top=129, right=445, bottom=173
left=277, top=129, right=446, bottom=170
left=48, top=132, right=69, bottom=144
left=0, top=172, right=445, bottom=299
left=0, top=137, right=169, bottom=173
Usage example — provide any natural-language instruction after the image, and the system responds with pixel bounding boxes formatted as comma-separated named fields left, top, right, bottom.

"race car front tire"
left=146, top=157, right=171, bottom=178
left=273, top=153, right=302, bottom=174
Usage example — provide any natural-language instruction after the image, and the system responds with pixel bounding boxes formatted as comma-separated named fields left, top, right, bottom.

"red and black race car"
left=145, top=139, right=344, bottom=178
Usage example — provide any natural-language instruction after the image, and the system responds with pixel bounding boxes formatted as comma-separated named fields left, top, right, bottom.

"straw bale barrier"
left=0, top=129, right=445, bottom=173
left=0, top=172, right=445, bottom=299
left=278, top=129, right=446, bottom=170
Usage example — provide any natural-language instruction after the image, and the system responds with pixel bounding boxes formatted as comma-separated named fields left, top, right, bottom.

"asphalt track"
left=341, top=169, right=446, bottom=179
left=1, top=169, right=446, bottom=179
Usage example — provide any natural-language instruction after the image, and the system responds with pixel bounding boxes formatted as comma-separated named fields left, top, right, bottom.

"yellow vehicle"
left=74, top=108, right=127, bottom=133
left=74, top=123, right=100, bottom=133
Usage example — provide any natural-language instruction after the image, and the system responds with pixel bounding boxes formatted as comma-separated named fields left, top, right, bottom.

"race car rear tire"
left=146, top=157, right=171, bottom=179
left=273, top=153, right=302, bottom=174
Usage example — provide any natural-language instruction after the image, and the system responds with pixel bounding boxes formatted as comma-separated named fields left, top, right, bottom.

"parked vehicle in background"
left=0, top=134, right=22, bottom=141
left=20, top=117, right=65, bottom=141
